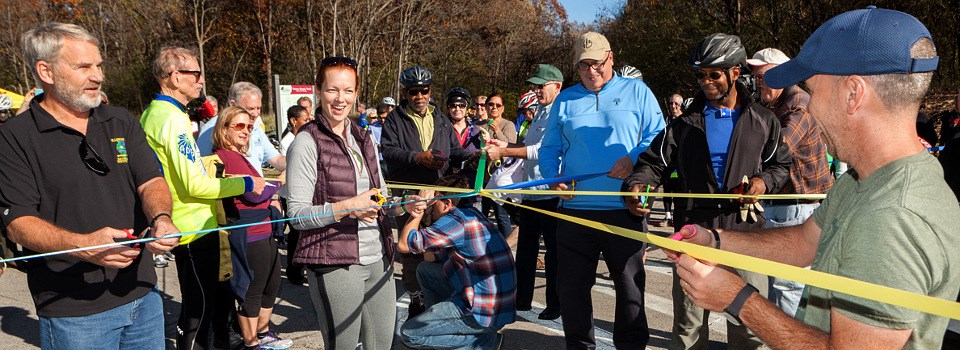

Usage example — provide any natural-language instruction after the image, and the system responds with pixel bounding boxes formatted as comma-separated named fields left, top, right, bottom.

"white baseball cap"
left=746, top=48, right=790, bottom=66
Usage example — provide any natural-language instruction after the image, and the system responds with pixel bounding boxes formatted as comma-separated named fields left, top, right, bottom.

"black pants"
left=280, top=198, right=304, bottom=283
left=515, top=198, right=560, bottom=310
left=173, top=232, right=232, bottom=350
left=481, top=196, right=513, bottom=236
left=239, top=238, right=282, bottom=317
left=556, top=209, right=649, bottom=350
left=396, top=213, right=425, bottom=294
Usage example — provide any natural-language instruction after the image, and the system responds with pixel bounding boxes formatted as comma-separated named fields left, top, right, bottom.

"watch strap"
left=724, top=283, right=758, bottom=324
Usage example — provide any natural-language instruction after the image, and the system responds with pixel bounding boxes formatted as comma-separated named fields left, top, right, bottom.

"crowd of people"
left=1, top=5, right=959, bottom=350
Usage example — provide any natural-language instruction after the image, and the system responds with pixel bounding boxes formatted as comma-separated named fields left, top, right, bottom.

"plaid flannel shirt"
left=767, top=85, right=834, bottom=196
left=407, top=207, right=517, bottom=328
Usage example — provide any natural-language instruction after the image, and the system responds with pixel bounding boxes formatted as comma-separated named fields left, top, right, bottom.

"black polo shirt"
left=0, top=95, right=162, bottom=317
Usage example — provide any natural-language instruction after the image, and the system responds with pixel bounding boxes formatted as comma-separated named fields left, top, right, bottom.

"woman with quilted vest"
left=284, top=56, right=424, bottom=350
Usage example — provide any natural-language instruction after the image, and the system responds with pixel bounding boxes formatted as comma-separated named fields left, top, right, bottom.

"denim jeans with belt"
left=39, top=288, right=165, bottom=350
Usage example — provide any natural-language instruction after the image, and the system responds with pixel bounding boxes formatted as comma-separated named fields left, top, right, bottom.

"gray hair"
left=864, top=38, right=935, bottom=113
left=206, top=95, right=218, bottom=104
left=670, top=94, right=683, bottom=102
left=152, top=46, right=197, bottom=82
left=21, top=23, right=100, bottom=85
left=228, top=82, right=262, bottom=104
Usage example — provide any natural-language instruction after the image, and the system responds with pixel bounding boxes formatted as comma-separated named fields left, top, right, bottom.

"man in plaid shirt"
left=398, top=176, right=515, bottom=350
left=747, top=48, right=834, bottom=317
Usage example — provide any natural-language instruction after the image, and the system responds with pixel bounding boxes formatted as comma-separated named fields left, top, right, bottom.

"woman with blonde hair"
left=211, top=106, right=288, bottom=350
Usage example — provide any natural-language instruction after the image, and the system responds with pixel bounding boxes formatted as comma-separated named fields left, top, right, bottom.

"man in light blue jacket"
left=539, top=31, right=665, bottom=349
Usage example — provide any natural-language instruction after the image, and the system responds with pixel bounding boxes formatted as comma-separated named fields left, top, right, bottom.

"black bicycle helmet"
left=689, top=33, right=746, bottom=69
left=690, top=33, right=746, bottom=103
left=446, top=86, right=471, bottom=105
left=400, top=65, right=433, bottom=87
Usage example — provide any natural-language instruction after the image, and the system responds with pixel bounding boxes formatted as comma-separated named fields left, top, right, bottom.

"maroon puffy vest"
left=292, top=117, right=394, bottom=266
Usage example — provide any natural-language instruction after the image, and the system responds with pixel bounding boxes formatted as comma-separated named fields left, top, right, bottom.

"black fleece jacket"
left=624, top=82, right=790, bottom=229
left=380, top=100, right=475, bottom=185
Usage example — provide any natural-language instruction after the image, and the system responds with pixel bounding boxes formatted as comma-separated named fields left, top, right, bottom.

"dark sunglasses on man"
left=79, top=137, right=110, bottom=175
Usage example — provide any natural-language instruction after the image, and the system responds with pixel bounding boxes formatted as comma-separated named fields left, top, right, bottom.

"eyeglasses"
left=695, top=71, right=724, bottom=81
left=448, top=103, right=467, bottom=109
left=486, top=102, right=504, bottom=108
left=78, top=137, right=110, bottom=176
left=321, top=56, right=358, bottom=68
left=170, top=70, right=202, bottom=79
left=229, top=122, right=254, bottom=132
left=577, top=55, right=610, bottom=71
left=408, top=87, right=430, bottom=96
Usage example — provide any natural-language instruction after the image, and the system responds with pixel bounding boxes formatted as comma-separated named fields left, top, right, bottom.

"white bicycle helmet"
left=0, top=95, right=13, bottom=111
left=619, top=65, right=643, bottom=80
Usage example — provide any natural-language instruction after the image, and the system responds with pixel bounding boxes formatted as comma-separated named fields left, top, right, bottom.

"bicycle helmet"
left=619, top=65, right=643, bottom=80
left=446, top=87, right=471, bottom=105
left=400, top=65, right=433, bottom=87
left=0, top=95, right=12, bottom=110
left=518, top=90, right=538, bottom=109
left=690, top=33, right=746, bottom=102
left=689, top=33, right=746, bottom=69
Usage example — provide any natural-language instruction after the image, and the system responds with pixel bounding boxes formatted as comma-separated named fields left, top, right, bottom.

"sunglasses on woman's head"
left=229, top=123, right=254, bottom=132
left=321, top=56, right=358, bottom=67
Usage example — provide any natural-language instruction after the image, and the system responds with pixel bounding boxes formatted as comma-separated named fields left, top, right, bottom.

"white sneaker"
left=153, top=255, right=168, bottom=268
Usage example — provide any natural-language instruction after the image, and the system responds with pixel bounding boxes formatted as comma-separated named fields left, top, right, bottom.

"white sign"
left=274, top=81, right=314, bottom=135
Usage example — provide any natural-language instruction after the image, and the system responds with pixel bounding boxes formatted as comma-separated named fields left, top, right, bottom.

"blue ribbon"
left=0, top=192, right=477, bottom=264
left=497, top=172, right=609, bottom=190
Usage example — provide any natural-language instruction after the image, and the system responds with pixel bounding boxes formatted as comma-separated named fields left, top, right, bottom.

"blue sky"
left=558, top=0, right=625, bottom=24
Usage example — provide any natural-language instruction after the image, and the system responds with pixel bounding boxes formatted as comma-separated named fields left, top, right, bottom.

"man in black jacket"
left=624, top=33, right=790, bottom=350
left=381, top=65, right=474, bottom=317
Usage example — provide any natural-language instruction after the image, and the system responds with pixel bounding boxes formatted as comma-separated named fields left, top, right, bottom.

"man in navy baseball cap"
left=668, top=7, right=960, bottom=349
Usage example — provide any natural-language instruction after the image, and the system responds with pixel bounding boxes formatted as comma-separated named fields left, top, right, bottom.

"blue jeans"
left=39, top=288, right=165, bottom=350
left=401, top=262, right=501, bottom=350
left=764, top=202, right=819, bottom=317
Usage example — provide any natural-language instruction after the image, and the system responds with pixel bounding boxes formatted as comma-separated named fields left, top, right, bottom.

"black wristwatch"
left=723, top=283, right=758, bottom=326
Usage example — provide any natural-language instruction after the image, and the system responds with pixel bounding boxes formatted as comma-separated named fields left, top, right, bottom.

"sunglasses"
left=79, top=137, right=110, bottom=176
left=448, top=103, right=467, bottom=109
left=171, top=70, right=202, bottom=79
left=229, top=122, right=254, bottom=132
left=486, top=102, right=504, bottom=108
left=577, top=55, right=610, bottom=71
left=321, top=56, right=358, bottom=67
left=695, top=71, right=724, bottom=81
left=408, top=88, right=430, bottom=96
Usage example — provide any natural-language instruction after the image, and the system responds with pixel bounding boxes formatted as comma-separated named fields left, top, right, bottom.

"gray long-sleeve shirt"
left=285, top=131, right=387, bottom=265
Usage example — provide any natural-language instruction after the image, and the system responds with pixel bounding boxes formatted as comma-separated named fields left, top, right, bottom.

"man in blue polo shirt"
left=539, top=31, right=665, bottom=349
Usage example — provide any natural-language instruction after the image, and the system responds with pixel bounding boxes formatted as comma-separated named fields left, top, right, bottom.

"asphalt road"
left=0, top=206, right=736, bottom=350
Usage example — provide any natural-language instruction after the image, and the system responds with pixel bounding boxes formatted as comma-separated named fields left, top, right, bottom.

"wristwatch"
left=723, top=283, right=758, bottom=326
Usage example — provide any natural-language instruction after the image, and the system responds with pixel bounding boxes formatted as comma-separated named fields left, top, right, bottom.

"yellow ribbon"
left=385, top=182, right=960, bottom=320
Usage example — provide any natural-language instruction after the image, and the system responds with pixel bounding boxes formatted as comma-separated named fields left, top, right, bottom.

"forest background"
left=1, top=0, right=958, bottom=134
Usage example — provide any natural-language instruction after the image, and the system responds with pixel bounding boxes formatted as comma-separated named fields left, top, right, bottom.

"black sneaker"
left=408, top=294, right=427, bottom=318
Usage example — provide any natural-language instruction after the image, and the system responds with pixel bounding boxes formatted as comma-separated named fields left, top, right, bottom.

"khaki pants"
left=668, top=267, right=769, bottom=350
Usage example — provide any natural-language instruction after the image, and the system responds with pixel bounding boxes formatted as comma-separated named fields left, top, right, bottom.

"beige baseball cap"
left=575, top=31, right=611, bottom=65
left=746, top=48, right=790, bottom=66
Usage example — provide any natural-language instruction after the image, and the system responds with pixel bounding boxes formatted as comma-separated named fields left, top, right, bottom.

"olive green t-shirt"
left=801, top=152, right=960, bottom=349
